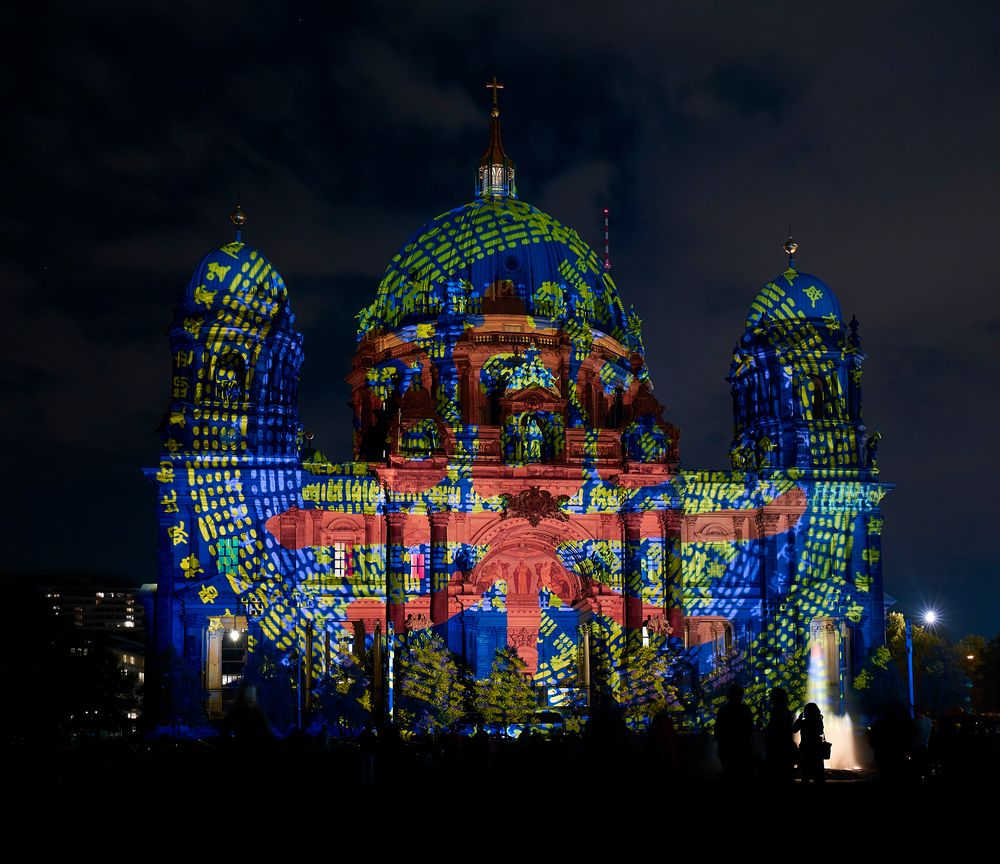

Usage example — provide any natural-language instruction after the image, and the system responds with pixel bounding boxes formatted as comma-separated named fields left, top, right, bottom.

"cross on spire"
left=486, top=76, right=504, bottom=116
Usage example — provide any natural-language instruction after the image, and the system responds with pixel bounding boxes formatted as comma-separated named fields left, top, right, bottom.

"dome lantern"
left=477, top=76, right=516, bottom=199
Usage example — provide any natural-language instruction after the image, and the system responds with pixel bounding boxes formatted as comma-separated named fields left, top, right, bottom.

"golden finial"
left=231, top=197, right=247, bottom=230
left=782, top=226, right=798, bottom=265
left=230, top=196, right=246, bottom=242
left=486, top=75, right=504, bottom=118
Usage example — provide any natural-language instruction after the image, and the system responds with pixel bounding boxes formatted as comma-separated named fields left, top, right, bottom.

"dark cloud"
left=5, top=0, right=999, bottom=635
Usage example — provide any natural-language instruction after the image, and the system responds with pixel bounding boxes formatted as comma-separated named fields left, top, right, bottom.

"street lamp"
left=905, top=607, right=943, bottom=719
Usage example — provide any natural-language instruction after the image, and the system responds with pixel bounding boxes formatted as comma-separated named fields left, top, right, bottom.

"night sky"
left=5, top=1, right=999, bottom=636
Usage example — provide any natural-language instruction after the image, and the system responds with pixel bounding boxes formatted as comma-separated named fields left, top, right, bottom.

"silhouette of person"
left=647, top=709, right=680, bottom=774
left=223, top=681, right=272, bottom=742
left=715, top=684, right=755, bottom=779
left=793, top=702, right=826, bottom=783
left=869, top=703, right=910, bottom=782
left=764, top=687, right=796, bottom=784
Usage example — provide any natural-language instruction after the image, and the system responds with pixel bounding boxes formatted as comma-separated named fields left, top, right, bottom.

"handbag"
left=819, top=734, right=832, bottom=760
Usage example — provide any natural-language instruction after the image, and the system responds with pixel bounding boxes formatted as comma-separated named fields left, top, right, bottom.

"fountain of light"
left=802, top=634, right=860, bottom=771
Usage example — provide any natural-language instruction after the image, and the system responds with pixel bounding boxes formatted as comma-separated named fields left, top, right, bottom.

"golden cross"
left=486, top=76, right=504, bottom=106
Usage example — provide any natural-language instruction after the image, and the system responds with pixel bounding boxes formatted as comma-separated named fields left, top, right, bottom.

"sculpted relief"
left=474, top=552, right=576, bottom=603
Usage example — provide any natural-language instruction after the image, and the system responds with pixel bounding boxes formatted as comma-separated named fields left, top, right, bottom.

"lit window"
left=308, top=542, right=353, bottom=590
left=221, top=629, right=248, bottom=688
left=332, top=542, right=350, bottom=578
left=407, top=550, right=425, bottom=593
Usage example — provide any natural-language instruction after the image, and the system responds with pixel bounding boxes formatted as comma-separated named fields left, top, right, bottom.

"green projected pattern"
left=356, top=196, right=628, bottom=340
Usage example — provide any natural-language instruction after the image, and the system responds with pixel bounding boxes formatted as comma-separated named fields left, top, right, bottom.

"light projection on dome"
left=148, top=112, right=889, bottom=738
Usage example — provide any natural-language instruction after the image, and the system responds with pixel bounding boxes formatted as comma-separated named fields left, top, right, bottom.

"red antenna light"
left=603, top=207, right=611, bottom=271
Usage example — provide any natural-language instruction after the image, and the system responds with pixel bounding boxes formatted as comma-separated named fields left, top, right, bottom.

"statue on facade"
left=520, top=415, right=543, bottom=463
left=755, top=435, right=775, bottom=469
left=865, top=429, right=881, bottom=472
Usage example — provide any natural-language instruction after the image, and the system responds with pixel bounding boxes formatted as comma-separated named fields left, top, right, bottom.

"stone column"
left=621, top=511, right=644, bottom=654
left=429, top=510, right=450, bottom=626
left=386, top=511, right=407, bottom=633
left=206, top=622, right=223, bottom=718
left=660, top=510, right=684, bottom=637
left=304, top=621, right=314, bottom=718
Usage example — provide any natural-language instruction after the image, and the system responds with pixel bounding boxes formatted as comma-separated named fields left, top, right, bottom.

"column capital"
left=619, top=510, right=643, bottom=533
left=429, top=510, right=451, bottom=530
left=386, top=511, right=408, bottom=530
left=657, top=509, right=682, bottom=534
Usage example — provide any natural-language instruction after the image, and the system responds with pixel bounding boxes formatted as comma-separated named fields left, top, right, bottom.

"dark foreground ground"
left=7, top=721, right=997, bottom=799
left=4, top=732, right=997, bottom=845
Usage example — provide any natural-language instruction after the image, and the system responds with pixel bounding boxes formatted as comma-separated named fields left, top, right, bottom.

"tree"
left=919, top=641, right=971, bottom=714
left=680, top=647, right=808, bottom=729
left=473, top=647, right=537, bottom=725
left=744, top=646, right=808, bottom=718
left=312, top=646, right=370, bottom=735
left=881, top=612, right=973, bottom=715
left=243, top=639, right=296, bottom=732
left=619, top=645, right=682, bottom=724
left=956, top=633, right=989, bottom=713
left=395, top=630, right=466, bottom=733
left=974, top=635, right=1000, bottom=713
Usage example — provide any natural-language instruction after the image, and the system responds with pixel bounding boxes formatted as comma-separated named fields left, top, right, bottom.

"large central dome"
left=356, top=195, right=628, bottom=340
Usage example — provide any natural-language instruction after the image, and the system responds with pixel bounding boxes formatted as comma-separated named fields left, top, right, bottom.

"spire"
left=231, top=196, right=247, bottom=242
left=477, top=76, right=516, bottom=199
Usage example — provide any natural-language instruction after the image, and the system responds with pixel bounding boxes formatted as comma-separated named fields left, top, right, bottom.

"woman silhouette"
left=793, top=702, right=827, bottom=784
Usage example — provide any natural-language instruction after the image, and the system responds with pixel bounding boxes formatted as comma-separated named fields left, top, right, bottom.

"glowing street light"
left=922, top=609, right=938, bottom=626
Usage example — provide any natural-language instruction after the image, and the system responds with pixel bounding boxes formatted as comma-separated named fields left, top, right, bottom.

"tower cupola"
left=477, top=76, right=516, bottom=199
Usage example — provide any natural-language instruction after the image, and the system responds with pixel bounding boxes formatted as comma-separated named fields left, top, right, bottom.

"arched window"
left=212, top=352, right=246, bottom=404
left=811, top=376, right=826, bottom=419
left=799, top=375, right=826, bottom=420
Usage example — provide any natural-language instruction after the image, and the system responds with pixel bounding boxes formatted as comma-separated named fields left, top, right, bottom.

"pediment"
left=503, top=384, right=564, bottom=408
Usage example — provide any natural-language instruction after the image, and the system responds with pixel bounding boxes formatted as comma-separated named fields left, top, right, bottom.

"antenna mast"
left=603, top=207, right=611, bottom=271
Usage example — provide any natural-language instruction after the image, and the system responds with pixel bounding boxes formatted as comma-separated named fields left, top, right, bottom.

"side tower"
left=724, top=238, right=889, bottom=706
left=146, top=207, right=304, bottom=721
left=730, top=238, right=867, bottom=472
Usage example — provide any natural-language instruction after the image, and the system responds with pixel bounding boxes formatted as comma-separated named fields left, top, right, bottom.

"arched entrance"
left=469, top=533, right=582, bottom=679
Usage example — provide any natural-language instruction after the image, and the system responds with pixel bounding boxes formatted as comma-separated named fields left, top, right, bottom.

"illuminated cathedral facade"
left=146, top=87, right=889, bottom=725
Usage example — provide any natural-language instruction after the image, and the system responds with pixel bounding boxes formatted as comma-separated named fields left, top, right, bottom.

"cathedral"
left=146, top=85, right=890, bottom=726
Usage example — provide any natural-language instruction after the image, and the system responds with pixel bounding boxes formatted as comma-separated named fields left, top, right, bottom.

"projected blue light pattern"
left=148, top=107, right=888, bottom=734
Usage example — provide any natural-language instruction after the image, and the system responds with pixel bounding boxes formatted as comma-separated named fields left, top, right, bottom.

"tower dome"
left=729, top=238, right=864, bottom=473
left=179, top=240, right=291, bottom=324
left=356, top=78, right=629, bottom=347
left=162, top=205, right=303, bottom=460
left=356, top=196, right=628, bottom=341
left=745, top=266, right=841, bottom=329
